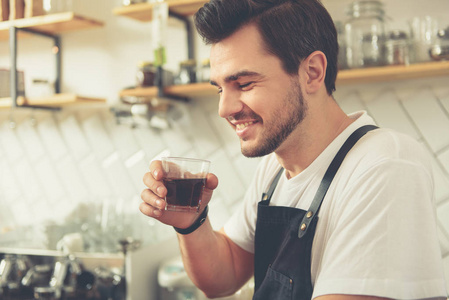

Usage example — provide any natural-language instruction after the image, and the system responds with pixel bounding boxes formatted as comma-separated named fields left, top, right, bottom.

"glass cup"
left=161, top=157, right=210, bottom=213
left=409, top=16, right=440, bottom=63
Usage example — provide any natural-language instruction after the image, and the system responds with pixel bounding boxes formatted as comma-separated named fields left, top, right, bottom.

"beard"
left=241, top=79, right=307, bottom=158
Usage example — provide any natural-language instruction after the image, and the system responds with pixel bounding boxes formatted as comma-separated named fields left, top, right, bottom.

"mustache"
left=227, top=111, right=261, bottom=122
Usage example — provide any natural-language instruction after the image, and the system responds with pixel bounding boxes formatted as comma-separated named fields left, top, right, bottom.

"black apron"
left=252, top=125, right=378, bottom=300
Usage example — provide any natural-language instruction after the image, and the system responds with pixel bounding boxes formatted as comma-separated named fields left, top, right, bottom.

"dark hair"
left=194, top=0, right=338, bottom=95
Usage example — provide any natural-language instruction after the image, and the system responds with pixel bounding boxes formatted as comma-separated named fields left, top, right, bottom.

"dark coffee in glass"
left=161, top=157, right=210, bottom=213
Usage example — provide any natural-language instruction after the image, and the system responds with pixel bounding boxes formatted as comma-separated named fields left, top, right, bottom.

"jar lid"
left=180, top=59, right=196, bottom=67
left=346, top=0, right=385, bottom=17
left=437, top=27, right=449, bottom=40
left=138, top=61, right=154, bottom=68
left=201, top=58, right=210, bottom=66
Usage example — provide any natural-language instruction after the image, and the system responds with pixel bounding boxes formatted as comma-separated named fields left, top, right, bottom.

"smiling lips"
left=236, top=121, right=254, bottom=130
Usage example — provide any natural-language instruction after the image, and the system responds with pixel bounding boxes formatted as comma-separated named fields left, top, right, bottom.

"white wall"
left=0, top=0, right=448, bottom=295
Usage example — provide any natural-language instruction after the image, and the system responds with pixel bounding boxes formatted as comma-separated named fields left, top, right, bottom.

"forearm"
left=177, top=218, right=253, bottom=298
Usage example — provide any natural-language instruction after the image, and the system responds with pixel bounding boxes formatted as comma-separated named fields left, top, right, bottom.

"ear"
left=299, top=51, right=327, bottom=94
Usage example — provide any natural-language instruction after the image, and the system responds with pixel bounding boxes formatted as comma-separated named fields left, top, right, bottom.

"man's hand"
left=140, top=160, right=219, bottom=229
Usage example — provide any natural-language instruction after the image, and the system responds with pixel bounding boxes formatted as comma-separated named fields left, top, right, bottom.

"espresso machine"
left=0, top=251, right=125, bottom=300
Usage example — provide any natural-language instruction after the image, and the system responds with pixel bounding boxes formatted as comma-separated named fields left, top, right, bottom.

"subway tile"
left=438, top=147, right=449, bottom=175
left=0, top=120, right=25, bottom=162
left=443, top=255, right=449, bottom=293
left=102, top=158, right=138, bottom=201
left=34, top=157, right=66, bottom=202
left=58, top=115, right=91, bottom=162
left=208, top=109, right=241, bottom=157
left=0, top=160, right=21, bottom=201
left=335, top=91, right=367, bottom=115
left=79, top=154, right=112, bottom=198
left=13, top=158, right=44, bottom=201
left=15, top=119, right=46, bottom=162
left=187, top=103, right=221, bottom=157
left=440, top=94, right=449, bottom=114
left=36, top=117, right=69, bottom=162
left=55, top=155, right=90, bottom=201
left=124, top=151, right=150, bottom=192
left=160, top=126, right=193, bottom=156
left=402, top=89, right=449, bottom=153
left=365, top=90, right=420, bottom=139
left=131, top=127, right=166, bottom=161
left=108, top=121, right=141, bottom=161
left=437, top=201, right=449, bottom=246
left=82, top=114, right=115, bottom=161
left=428, top=148, right=449, bottom=204
left=209, top=149, right=246, bottom=207
left=437, top=223, right=449, bottom=257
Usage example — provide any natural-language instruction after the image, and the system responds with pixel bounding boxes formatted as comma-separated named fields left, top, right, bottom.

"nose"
left=218, top=89, right=244, bottom=119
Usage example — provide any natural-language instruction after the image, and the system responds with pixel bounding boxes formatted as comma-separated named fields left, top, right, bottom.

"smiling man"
left=140, top=0, right=447, bottom=299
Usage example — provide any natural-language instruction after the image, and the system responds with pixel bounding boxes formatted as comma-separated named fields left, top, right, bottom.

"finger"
left=139, top=201, right=163, bottom=218
left=143, top=171, right=167, bottom=198
left=149, top=160, right=164, bottom=180
left=141, top=188, right=166, bottom=211
left=205, top=173, right=219, bottom=190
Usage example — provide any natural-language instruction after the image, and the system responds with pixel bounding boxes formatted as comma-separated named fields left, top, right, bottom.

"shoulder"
left=344, top=127, right=432, bottom=178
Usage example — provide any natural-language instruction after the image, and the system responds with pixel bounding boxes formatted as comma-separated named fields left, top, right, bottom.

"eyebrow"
left=210, top=70, right=263, bottom=87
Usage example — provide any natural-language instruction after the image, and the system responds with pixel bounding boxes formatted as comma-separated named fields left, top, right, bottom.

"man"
left=140, top=0, right=447, bottom=299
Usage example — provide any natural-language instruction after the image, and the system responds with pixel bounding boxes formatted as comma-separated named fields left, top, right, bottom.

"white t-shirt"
left=224, top=111, right=447, bottom=299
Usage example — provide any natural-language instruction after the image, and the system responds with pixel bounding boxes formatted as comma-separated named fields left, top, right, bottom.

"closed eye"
left=239, top=82, right=254, bottom=90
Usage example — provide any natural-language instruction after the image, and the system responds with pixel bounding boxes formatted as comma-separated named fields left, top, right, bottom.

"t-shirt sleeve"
left=312, top=159, right=447, bottom=299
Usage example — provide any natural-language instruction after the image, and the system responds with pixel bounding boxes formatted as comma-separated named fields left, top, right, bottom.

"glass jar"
left=429, top=26, right=449, bottom=61
left=122, top=0, right=146, bottom=6
left=344, top=0, right=386, bottom=68
left=335, top=21, right=348, bottom=70
left=43, top=0, right=73, bottom=14
left=198, top=58, right=210, bottom=82
left=136, top=61, right=157, bottom=87
left=385, top=30, right=410, bottom=65
left=175, top=59, right=197, bottom=85
left=409, top=16, right=440, bottom=63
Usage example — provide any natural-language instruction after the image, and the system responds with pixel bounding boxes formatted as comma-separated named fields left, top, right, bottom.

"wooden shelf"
left=336, top=60, right=449, bottom=85
left=0, top=93, right=106, bottom=109
left=113, top=0, right=208, bottom=22
left=119, top=83, right=217, bottom=98
left=119, top=61, right=449, bottom=99
left=0, top=12, right=104, bottom=40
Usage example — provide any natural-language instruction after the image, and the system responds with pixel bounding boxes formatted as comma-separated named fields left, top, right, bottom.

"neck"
left=275, top=97, right=354, bottom=179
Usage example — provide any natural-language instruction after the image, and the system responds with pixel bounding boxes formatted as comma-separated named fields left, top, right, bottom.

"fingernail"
left=154, top=209, right=162, bottom=217
left=153, top=170, right=159, bottom=177
left=156, top=199, right=162, bottom=208
left=157, top=186, right=164, bottom=197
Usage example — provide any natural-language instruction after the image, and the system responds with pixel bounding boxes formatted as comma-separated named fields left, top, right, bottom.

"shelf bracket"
left=153, top=11, right=193, bottom=102
left=9, top=26, right=62, bottom=111
left=168, top=11, right=194, bottom=61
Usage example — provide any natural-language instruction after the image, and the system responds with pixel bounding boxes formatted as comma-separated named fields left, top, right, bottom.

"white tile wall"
left=0, top=0, right=448, bottom=292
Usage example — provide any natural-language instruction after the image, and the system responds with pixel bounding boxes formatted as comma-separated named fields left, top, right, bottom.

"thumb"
left=202, top=173, right=218, bottom=203
left=205, top=172, right=218, bottom=190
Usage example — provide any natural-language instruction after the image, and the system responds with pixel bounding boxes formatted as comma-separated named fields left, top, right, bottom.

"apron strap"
left=297, top=125, right=378, bottom=238
left=261, top=167, right=284, bottom=203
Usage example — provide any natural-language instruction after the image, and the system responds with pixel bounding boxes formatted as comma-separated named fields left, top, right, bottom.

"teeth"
left=236, top=122, right=253, bottom=130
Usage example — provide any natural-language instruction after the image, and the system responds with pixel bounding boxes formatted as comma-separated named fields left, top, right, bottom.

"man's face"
left=209, top=24, right=307, bottom=157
